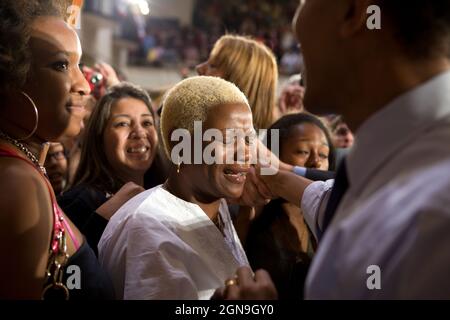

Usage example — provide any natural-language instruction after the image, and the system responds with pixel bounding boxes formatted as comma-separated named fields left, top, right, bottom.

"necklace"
left=0, top=130, right=69, bottom=299
left=0, top=130, right=47, bottom=175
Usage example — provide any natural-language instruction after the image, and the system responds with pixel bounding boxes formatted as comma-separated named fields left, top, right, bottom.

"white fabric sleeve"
left=301, top=179, right=334, bottom=241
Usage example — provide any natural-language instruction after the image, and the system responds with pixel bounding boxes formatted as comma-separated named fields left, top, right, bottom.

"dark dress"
left=245, top=199, right=315, bottom=300
left=58, top=184, right=109, bottom=256
left=59, top=240, right=115, bottom=300
left=58, top=155, right=167, bottom=256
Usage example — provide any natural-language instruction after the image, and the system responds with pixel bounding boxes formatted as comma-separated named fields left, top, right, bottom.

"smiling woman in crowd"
left=58, top=82, right=161, bottom=255
left=99, top=76, right=253, bottom=299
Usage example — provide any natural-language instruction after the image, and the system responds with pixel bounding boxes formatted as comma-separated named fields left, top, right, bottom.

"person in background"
left=277, top=73, right=306, bottom=117
left=324, top=114, right=354, bottom=149
left=44, top=142, right=68, bottom=196
left=63, top=61, right=122, bottom=187
left=58, top=82, right=160, bottom=255
left=196, top=34, right=278, bottom=130
left=241, top=113, right=335, bottom=299
left=320, top=114, right=353, bottom=168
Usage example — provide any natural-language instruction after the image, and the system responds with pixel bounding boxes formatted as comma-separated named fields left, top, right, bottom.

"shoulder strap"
left=0, top=146, right=79, bottom=250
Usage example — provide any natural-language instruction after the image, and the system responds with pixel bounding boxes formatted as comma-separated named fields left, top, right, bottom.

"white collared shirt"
left=302, top=70, right=450, bottom=299
left=98, top=185, right=248, bottom=300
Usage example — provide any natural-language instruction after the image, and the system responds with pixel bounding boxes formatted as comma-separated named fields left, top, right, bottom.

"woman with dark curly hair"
left=0, top=0, right=114, bottom=299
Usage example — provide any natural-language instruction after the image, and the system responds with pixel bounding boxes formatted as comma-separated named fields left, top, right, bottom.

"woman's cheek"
left=321, top=160, right=329, bottom=171
left=292, top=154, right=307, bottom=167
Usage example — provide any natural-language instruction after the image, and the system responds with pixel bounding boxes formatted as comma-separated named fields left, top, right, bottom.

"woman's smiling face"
left=22, top=16, right=90, bottom=141
left=103, top=97, right=158, bottom=181
left=183, top=103, right=255, bottom=201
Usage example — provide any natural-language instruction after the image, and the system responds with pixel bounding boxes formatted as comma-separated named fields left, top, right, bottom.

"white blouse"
left=98, top=185, right=248, bottom=300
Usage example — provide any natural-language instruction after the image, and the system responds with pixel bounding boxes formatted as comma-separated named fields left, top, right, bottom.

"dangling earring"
left=17, top=91, right=39, bottom=141
left=177, top=155, right=181, bottom=173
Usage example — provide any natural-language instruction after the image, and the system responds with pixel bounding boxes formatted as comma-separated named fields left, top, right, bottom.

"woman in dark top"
left=0, top=0, right=113, bottom=299
left=58, top=83, right=165, bottom=254
left=245, top=113, right=335, bottom=300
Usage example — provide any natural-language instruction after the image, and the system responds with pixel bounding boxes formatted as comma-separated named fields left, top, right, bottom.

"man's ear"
left=340, top=0, right=374, bottom=38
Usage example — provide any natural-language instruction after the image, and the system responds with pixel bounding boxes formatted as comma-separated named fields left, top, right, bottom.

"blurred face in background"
left=195, top=59, right=225, bottom=78
left=44, top=142, right=68, bottom=195
left=103, top=97, right=158, bottom=181
left=280, top=122, right=330, bottom=170
left=333, top=122, right=354, bottom=148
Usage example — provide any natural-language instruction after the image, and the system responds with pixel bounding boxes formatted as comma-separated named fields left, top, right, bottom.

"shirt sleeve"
left=301, top=179, right=334, bottom=241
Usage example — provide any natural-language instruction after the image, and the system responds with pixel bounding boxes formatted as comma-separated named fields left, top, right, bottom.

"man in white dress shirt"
left=221, top=0, right=450, bottom=299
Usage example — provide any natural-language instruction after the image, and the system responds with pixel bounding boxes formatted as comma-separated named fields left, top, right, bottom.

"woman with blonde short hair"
left=197, top=35, right=279, bottom=130
left=99, top=76, right=258, bottom=299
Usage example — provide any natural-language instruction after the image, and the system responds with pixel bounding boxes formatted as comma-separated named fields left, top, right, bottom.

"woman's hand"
left=213, top=267, right=278, bottom=300
left=96, top=182, right=145, bottom=220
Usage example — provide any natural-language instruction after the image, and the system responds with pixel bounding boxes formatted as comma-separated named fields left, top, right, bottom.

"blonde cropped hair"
left=160, top=76, right=250, bottom=158
left=209, top=35, right=278, bottom=129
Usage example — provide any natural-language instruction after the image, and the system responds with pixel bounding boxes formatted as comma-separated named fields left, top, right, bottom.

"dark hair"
left=72, top=82, right=157, bottom=194
left=0, top=0, right=66, bottom=94
left=266, top=113, right=336, bottom=170
left=379, top=0, right=450, bottom=59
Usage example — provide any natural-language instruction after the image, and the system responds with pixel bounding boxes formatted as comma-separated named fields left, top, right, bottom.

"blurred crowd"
left=113, top=0, right=303, bottom=74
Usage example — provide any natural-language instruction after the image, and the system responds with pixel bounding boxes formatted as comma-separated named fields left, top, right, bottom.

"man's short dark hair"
left=379, top=0, right=450, bottom=59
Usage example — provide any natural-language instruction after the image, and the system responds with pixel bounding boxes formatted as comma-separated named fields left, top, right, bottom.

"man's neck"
left=344, top=56, right=450, bottom=131
left=164, top=171, right=221, bottom=220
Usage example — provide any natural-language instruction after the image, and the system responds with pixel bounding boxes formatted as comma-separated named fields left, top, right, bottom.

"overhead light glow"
left=126, top=0, right=150, bottom=15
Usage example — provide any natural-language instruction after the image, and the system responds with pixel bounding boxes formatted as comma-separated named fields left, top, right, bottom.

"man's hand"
left=238, top=166, right=274, bottom=206
left=96, top=182, right=145, bottom=220
left=229, top=140, right=294, bottom=206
